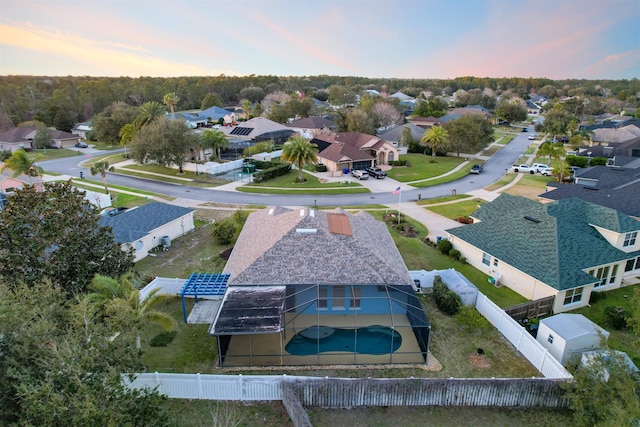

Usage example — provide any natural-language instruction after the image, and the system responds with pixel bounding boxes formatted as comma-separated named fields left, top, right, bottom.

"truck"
left=512, top=164, right=534, bottom=174
left=365, top=166, right=387, bottom=179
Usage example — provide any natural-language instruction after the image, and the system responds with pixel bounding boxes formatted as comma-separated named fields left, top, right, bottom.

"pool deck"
left=221, top=314, right=429, bottom=367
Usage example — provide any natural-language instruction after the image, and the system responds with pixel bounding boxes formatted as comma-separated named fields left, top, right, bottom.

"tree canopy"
left=281, top=135, right=318, bottom=182
left=495, top=100, right=528, bottom=123
left=129, top=116, right=199, bottom=173
left=0, top=181, right=133, bottom=295
left=420, top=125, right=449, bottom=159
left=443, top=114, right=494, bottom=156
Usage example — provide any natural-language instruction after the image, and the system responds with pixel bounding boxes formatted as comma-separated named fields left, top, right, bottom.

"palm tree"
left=119, top=123, right=137, bottom=158
left=89, top=274, right=176, bottom=349
left=2, top=149, right=44, bottom=185
left=281, top=135, right=318, bottom=183
left=537, top=142, right=564, bottom=164
left=202, top=129, right=229, bottom=160
left=241, top=99, right=252, bottom=120
left=420, top=125, right=449, bottom=159
left=163, top=92, right=180, bottom=115
left=134, top=101, right=166, bottom=128
left=90, top=160, right=110, bottom=194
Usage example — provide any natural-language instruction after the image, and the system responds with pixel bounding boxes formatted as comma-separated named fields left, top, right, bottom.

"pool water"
left=285, top=325, right=402, bottom=356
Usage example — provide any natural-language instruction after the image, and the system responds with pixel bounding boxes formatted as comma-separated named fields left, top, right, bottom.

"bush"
left=316, top=164, right=327, bottom=172
left=566, top=155, right=589, bottom=168
left=252, top=163, right=290, bottom=183
left=457, top=216, right=473, bottom=224
left=604, top=306, right=630, bottom=330
left=211, top=218, right=237, bottom=245
left=437, top=238, right=453, bottom=255
left=0, top=150, right=11, bottom=161
left=590, top=157, right=608, bottom=166
left=456, top=306, right=490, bottom=333
left=449, top=249, right=461, bottom=260
left=150, top=330, right=177, bottom=347
left=433, top=276, right=461, bottom=316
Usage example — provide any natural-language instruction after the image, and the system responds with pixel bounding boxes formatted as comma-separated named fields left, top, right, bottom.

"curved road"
left=40, top=127, right=535, bottom=207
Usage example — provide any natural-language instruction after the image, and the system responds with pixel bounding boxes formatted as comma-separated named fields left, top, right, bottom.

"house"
left=536, top=314, right=609, bottom=365
left=539, top=165, right=640, bottom=219
left=407, top=116, right=444, bottom=130
left=445, top=194, right=640, bottom=313
left=220, top=116, right=295, bottom=144
left=378, top=123, right=425, bottom=149
left=0, top=126, right=80, bottom=151
left=312, top=132, right=399, bottom=173
left=71, top=121, right=92, bottom=139
left=167, top=106, right=234, bottom=129
left=526, top=100, right=541, bottom=115
left=284, top=116, right=336, bottom=139
left=207, top=207, right=431, bottom=367
left=99, top=202, right=195, bottom=262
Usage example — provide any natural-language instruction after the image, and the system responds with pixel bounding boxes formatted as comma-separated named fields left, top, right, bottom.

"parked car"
left=540, top=167, right=554, bottom=176
left=75, top=141, right=88, bottom=148
left=521, top=127, right=528, bottom=132
left=532, top=163, right=550, bottom=173
left=470, top=164, right=483, bottom=174
left=351, top=170, right=369, bottom=180
left=365, top=166, right=387, bottom=179
left=528, top=134, right=536, bottom=140
left=100, top=207, right=128, bottom=217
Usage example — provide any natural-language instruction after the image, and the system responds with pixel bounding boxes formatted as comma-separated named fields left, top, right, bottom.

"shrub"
left=433, top=276, right=461, bottom=316
left=316, top=164, right=327, bottom=172
left=456, top=306, right=490, bottom=333
left=589, top=291, right=607, bottom=304
left=0, top=150, right=11, bottom=161
left=590, top=157, right=608, bottom=166
left=211, top=218, right=237, bottom=245
left=457, top=216, right=473, bottom=224
left=437, top=238, right=453, bottom=255
left=449, top=249, right=461, bottom=260
left=604, top=306, right=629, bottom=330
left=252, top=163, right=290, bottom=183
left=150, top=330, right=177, bottom=347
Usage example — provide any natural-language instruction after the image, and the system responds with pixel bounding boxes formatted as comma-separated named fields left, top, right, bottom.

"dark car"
left=470, top=164, right=483, bottom=174
left=521, top=127, right=528, bottom=132
left=100, top=207, right=128, bottom=217
left=75, top=141, right=88, bottom=148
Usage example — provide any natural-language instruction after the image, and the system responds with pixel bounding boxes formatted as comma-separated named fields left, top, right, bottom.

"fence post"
left=154, top=371, right=160, bottom=389
left=197, top=373, right=203, bottom=399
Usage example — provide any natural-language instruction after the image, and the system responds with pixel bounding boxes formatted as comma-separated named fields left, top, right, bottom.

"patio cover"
left=209, top=286, right=286, bottom=335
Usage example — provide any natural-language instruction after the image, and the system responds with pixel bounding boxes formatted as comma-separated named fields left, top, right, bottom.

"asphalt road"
left=39, top=129, right=534, bottom=207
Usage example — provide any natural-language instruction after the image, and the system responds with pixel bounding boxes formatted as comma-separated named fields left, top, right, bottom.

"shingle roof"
left=285, top=117, right=335, bottom=129
left=447, top=194, right=640, bottom=291
left=99, top=202, right=194, bottom=243
left=224, top=207, right=414, bottom=287
left=312, top=132, right=386, bottom=163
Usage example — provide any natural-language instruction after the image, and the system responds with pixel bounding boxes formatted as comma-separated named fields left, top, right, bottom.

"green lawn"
left=484, top=174, right=516, bottom=191
left=385, top=154, right=466, bottom=182
left=417, top=194, right=471, bottom=205
left=496, top=133, right=516, bottom=145
left=410, top=163, right=475, bottom=188
left=237, top=170, right=369, bottom=194
left=28, top=148, right=81, bottom=161
left=426, top=199, right=487, bottom=219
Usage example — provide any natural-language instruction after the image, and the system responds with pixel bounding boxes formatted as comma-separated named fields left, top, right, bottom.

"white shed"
left=537, top=314, right=610, bottom=365
left=409, top=268, right=478, bottom=306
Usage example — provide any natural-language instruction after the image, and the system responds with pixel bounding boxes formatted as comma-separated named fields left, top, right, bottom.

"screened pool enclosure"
left=209, top=283, right=431, bottom=367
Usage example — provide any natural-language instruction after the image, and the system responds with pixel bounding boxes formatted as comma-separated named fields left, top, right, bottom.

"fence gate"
left=504, top=296, right=555, bottom=322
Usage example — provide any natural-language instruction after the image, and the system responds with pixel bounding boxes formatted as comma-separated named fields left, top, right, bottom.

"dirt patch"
left=468, top=353, right=491, bottom=369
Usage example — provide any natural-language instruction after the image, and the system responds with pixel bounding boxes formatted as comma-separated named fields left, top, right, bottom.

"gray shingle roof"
left=99, top=202, right=194, bottom=243
left=447, top=194, right=640, bottom=291
left=224, top=207, right=414, bottom=287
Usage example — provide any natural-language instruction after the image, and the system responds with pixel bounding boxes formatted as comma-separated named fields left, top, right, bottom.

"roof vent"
left=524, top=215, right=540, bottom=224
left=296, top=228, right=317, bottom=234
left=268, top=208, right=274, bottom=215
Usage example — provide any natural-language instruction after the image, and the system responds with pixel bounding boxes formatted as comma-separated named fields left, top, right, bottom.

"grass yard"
left=483, top=174, right=517, bottom=191
left=503, top=173, right=552, bottom=200
left=417, top=194, right=471, bottom=205
left=480, top=145, right=502, bottom=156
left=496, top=133, right=516, bottom=145
left=410, top=163, right=476, bottom=188
left=238, top=170, right=369, bottom=194
left=27, top=148, right=81, bottom=161
left=165, top=400, right=293, bottom=427
left=425, top=198, right=487, bottom=220
left=573, top=286, right=640, bottom=366
left=308, top=406, right=572, bottom=427
left=386, top=154, right=466, bottom=182
left=116, top=164, right=230, bottom=187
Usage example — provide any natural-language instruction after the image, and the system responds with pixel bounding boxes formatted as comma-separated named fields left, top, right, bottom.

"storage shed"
left=409, top=268, right=478, bottom=306
left=537, top=314, right=610, bottom=365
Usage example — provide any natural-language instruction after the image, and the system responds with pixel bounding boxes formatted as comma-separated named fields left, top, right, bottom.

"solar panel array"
left=230, top=127, right=252, bottom=136
left=180, top=272, right=230, bottom=297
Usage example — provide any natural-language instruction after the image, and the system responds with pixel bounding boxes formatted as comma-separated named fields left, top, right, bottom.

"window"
left=333, top=286, right=345, bottom=310
left=493, top=258, right=499, bottom=268
left=624, top=232, right=637, bottom=247
left=547, top=334, right=554, bottom=344
left=593, top=266, right=609, bottom=288
left=482, top=253, right=491, bottom=266
left=626, top=259, right=636, bottom=272
left=563, top=287, right=583, bottom=305
left=349, top=287, right=361, bottom=309
left=609, top=264, right=618, bottom=284
left=318, top=287, right=328, bottom=309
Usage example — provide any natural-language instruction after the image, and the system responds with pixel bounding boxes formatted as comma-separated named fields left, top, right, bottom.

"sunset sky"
left=1, top=0, right=639, bottom=80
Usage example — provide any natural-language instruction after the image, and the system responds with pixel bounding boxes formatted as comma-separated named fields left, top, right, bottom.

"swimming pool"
left=285, top=325, right=402, bottom=356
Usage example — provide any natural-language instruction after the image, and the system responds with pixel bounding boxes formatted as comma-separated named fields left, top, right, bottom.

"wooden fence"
left=505, top=296, right=555, bottom=322
left=284, top=376, right=569, bottom=408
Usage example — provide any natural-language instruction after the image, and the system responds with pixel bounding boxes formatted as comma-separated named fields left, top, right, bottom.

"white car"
left=528, top=134, right=536, bottom=140
left=540, top=167, right=554, bottom=176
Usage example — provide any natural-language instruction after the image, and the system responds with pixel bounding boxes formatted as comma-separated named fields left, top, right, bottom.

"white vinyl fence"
left=204, top=159, right=244, bottom=175
left=126, top=373, right=283, bottom=401
left=475, top=292, right=572, bottom=379
left=139, top=277, right=186, bottom=301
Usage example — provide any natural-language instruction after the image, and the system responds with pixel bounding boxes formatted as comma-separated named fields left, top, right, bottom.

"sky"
left=1, top=0, right=639, bottom=80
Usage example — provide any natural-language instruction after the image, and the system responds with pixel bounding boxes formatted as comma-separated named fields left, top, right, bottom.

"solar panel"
left=230, top=127, right=252, bottom=136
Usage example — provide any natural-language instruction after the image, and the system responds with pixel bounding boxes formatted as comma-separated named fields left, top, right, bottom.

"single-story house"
left=0, top=126, right=80, bottom=151
left=378, top=123, right=425, bottom=148
left=99, top=202, right=195, bottom=262
left=220, top=116, right=295, bottom=145
left=284, top=116, right=336, bottom=139
left=539, top=165, right=640, bottom=220
left=536, top=314, right=609, bottom=365
left=71, top=121, right=92, bottom=139
left=407, top=116, right=443, bottom=130
left=446, top=194, right=640, bottom=313
left=311, top=132, right=399, bottom=173
left=206, top=207, right=431, bottom=367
